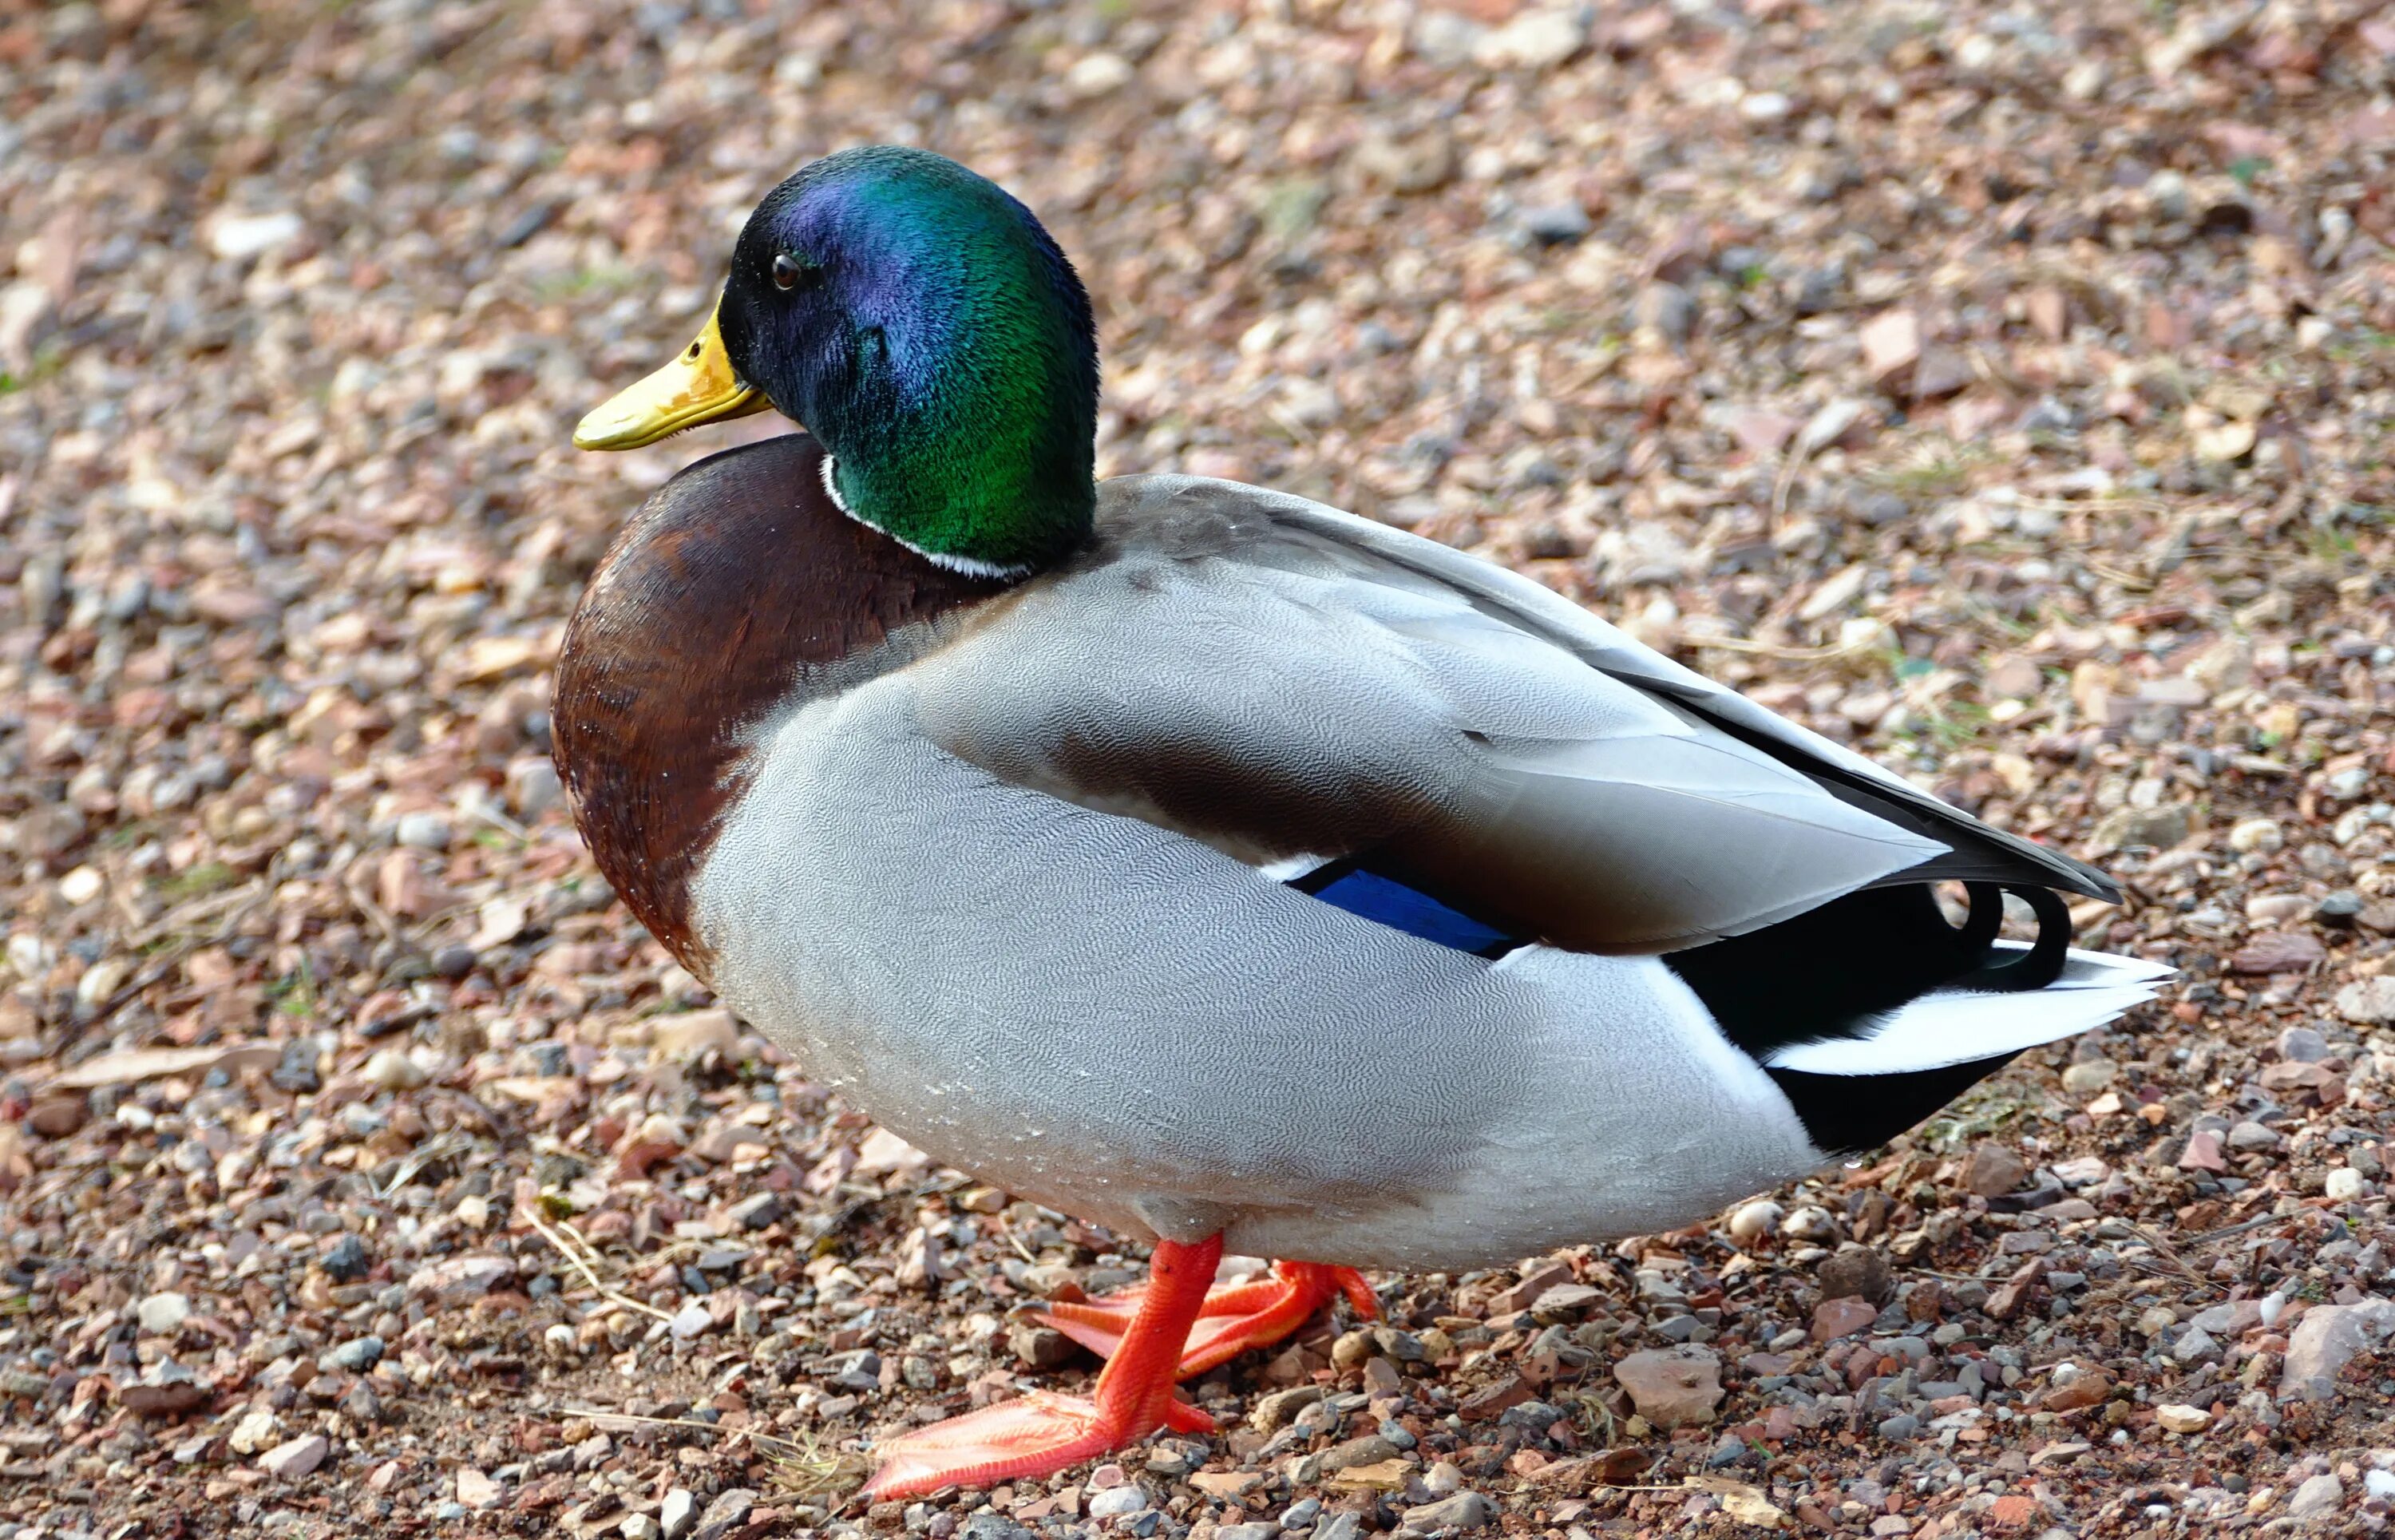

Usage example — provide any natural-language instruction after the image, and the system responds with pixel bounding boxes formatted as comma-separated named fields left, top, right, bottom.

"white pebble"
left=394, top=810, right=453, bottom=850
left=2227, top=818, right=2284, bottom=853
left=137, top=1292, right=191, bottom=1335
left=1064, top=52, right=1134, bottom=97
left=2326, top=1168, right=2366, bottom=1202
left=1087, top=1486, right=1151, bottom=1519
left=207, top=210, right=304, bottom=260
left=1727, top=1200, right=1783, bottom=1246
left=363, top=1049, right=427, bottom=1091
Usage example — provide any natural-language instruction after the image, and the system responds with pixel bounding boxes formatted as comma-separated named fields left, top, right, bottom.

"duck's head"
left=574, top=146, right=1099, bottom=579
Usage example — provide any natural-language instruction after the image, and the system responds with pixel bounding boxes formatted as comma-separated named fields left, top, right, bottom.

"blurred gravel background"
left=3, top=0, right=2395, bottom=1535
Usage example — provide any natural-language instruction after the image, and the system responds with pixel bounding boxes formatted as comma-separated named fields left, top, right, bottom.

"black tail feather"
left=1948, top=885, right=2071, bottom=993
left=1669, top=878, right=2077, bottom=1154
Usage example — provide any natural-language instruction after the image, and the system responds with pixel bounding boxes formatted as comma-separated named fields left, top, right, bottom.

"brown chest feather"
left=551, top=433, right=1003, bottom=972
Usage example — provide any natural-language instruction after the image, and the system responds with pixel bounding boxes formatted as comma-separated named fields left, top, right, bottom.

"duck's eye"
left=771, top=252, right=811, bottom=291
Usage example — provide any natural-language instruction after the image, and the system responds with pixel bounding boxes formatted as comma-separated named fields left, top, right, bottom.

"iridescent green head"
left=576, top=147, right=1099, bottom=579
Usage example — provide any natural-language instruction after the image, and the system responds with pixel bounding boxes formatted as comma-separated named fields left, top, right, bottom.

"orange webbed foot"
left=861, top=1235, right=1226, bottom=1502
left=1036, top=1259, right=1377, bottom=1380
left=860, top=1389, right=1216, bottom=1502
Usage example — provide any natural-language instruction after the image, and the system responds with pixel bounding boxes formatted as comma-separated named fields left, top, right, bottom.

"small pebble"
left=320, top=1335, right=385, bottom=1374
left=137, top=1293, right=191, bottom=1336
left=1726, top=1200, right=1782, bottom=1246
left=394, top=811, right=454, bottom=849
left=259, top=1434, right=330, bottom=1480
left=2227, top=818, right=2283, bottom=853
left=1087, top=1486, right=1151, bottom=1519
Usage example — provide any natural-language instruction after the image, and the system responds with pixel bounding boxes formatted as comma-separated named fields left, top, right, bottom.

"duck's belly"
left=695, top=683, right=1825, bottom=1271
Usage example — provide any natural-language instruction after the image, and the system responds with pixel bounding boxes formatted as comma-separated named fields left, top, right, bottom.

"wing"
left=907, top=476, right=2111, bottom=955
left=1224, top=479, right=2119, bottom=902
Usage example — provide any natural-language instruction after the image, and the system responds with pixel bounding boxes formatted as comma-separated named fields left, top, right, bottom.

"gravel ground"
left=5, top=0, right=2395, bottom=1535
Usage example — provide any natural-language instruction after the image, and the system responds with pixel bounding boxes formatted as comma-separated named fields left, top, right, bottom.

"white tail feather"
left=1762, top=944, right=2171, bottom=1076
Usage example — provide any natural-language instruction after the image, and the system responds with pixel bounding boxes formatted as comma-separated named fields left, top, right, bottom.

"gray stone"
left=2318, top=891, right=2365, bottom=927
left=259, top=1434, right=329, bottom=1479
left=693, top=1488, right=758, bottom=1540
left=660, top=1490, right=698, bottom=1540
left=138, top=1293, right=192, bottom=1336
left=1517, top=202, right=1591, bottom=246
left=2227, top=1121, right=2282, bottom=1152
left=1633, top=283, right=1696, bottom=343
left=394, top=811, right=453, bottom=850
left=1250, top=1384, right=1325, bottom=1431
left=2287, top=1473, right=2345, bottom=1519
left=726, top=1193, right=783, bottom=1231
left=2060, top=1059, right=2116, bottom=1095
left=406, top=1253, right=512, bottom=1300
left=1474, top=9, right=1585, bottom=69
left=1959, top=1142, right=2029, bottom=1198
left=505, top=757, right=564, bottom=818
left=1087, top=1486, right=1152, bottom=1519
left=2282, top=1297, right=2395, bottom=1399
left=342, top=1380, right=383, bottom=1423
left=0, top=281, right=55, bottom=375
left=1351, top=129, right=1455, bottom=195
left=363, top=1048, right=426, bottom=1091
left=2337, top=976, right=2395, bottom=1025
left=1819, top=1245, right=1894, bottom=1304
left=229, top=1409, right=281, bottom=1455
left=1400, top=1492, right=1496, bottom=1531
left=1320, top=1434, right=1398, bottom=1472
left=2092, top=803, right=2190, bottom=851
left=2277, top=1026, right=2330, bottom=1063
left=2191, top=1300, right=2263, bottom=1336
left=959, top=1517, right=1031, bottom=1540
left=207, top=210, right=305, bottom=260
left=1613, top=1346, right=1723, bottom=1428
left=1875, top=1413, right=1920, bottom=1440
left=319, top=1336, right=384, bottom=1374
left=269, top=1039, right=321, bottom=1094
left=322, top=1233, right=371, bottom=1281
left=996, top=1317, right=1071, bottom=1370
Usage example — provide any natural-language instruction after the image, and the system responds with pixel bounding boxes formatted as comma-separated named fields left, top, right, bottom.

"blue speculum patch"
left=1297, top=865, right=1521, bottom=958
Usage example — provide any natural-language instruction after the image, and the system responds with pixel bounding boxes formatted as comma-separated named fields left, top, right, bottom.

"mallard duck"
left=554, top=146, right=2164, bottom=1501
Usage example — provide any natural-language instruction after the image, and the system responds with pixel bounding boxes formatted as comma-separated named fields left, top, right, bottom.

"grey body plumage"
left=691, top=475, right=2159, bottom=1269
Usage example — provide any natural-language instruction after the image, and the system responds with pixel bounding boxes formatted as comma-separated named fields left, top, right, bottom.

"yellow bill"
left=572, top=299, right=773, bottom=450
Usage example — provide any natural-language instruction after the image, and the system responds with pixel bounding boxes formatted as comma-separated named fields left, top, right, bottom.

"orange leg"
left=1037, top=1259, right=1378, bottom=1379
left=861, top=1234, right=1225, bottom=1502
